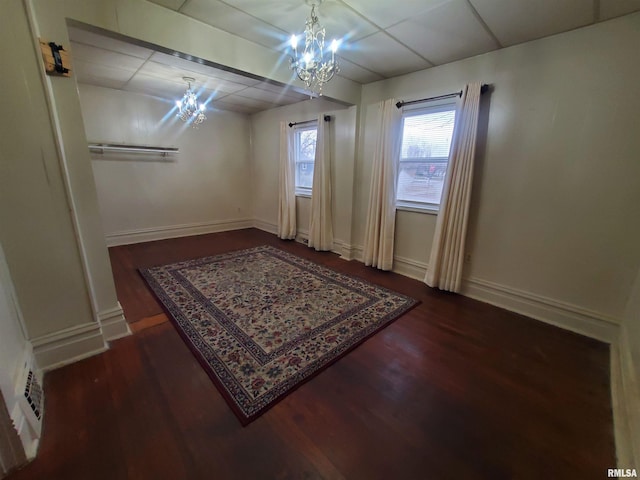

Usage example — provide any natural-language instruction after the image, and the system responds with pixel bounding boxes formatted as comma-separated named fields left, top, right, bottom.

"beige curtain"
left=308, top=115, right=333, bottom=251
left=363, top=99, right=402, bottom=270
left=425, top=82, right=482, bottom=292
left=278, top=121, right=296, bottom=239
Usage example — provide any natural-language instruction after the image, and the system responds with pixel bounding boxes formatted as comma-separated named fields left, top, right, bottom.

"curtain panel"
left=363, top=99, right=402, bottom=270
left=278, top=121, right=296, bottom=239
left=425, top=82, right=482, bottom=292
left=308, top=115, right=334, bottom=251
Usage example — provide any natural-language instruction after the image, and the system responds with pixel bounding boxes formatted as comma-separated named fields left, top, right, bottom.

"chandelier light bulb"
left=288, top=2, right=339, bottom=96
left=176, top=77, right=207, bottom=128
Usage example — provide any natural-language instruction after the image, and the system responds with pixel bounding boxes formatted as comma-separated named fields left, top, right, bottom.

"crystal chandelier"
left=176, top=77, right=206, bottom=127
left=289, top=2, right=339, bottom=95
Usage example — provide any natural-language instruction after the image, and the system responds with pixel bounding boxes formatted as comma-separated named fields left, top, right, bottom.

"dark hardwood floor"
left=8, top=229, right=615, bottom=479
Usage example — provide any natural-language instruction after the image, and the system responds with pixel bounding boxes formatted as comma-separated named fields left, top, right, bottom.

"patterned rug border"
left=139, top=245, right=419, bottom=425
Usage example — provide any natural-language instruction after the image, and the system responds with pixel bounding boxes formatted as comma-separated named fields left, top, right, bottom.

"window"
left=396, top=104, right=456, bottom=211
left=294, top=124, right=317, bottom=195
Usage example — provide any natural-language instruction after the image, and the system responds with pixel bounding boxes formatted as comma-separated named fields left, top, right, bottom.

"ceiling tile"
left=218, top=93, right=277, bottom=109
left=599, top=0, right=640, bottom=21
left=148, top=52, right=260, bottom=86
left=141, top=61, right=249, bottom=94
left=73, top=59, right=135, bottom=89
left=225, top=0, right=377, bottom=43
left=70, top=42, right=148, bottom=71
left=181, top=0, right=286, bottom=49
left=68, top=27, right=154, bottom=59
left=469, top=0, right=594, bottom=47
left=341, top=0, right=448, bottom=29
left=252, top=81, right=309, bottom=100
left=210, top=100, right=262, bottom=115
left=123, top=73, right=188, bottom=98
left=387, top=0, right=498, bottom=66
left=147, top=0, right=186, bottom=11
left=336, top=57, right=384, bottom=84
left=234, top=86, right=303, bottom=105
left=339, top=32, right=431, bottom=78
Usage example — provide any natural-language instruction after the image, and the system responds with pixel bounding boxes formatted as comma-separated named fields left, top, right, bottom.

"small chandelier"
left=289, top=2, right=339, bottom=96
left=176, top=77, right=206, bottom=127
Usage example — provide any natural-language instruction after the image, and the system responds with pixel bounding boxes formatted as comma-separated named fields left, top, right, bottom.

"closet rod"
left=396, top=84, right=490, bottom=109
left=288, top=115, right=331, bottom=128
left=88, top=143, right=179, bottom=155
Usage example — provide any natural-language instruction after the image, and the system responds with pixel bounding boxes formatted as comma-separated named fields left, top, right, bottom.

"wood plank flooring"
left=7, top=229, right=615, bottom=479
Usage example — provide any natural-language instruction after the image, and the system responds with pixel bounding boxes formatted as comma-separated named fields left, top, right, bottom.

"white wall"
left=355, top=13, right=640, bottom=332
left=0, top=245, right=27, bottom=424
left=250, top=99, right=357, bottom=253
left=619, top=267, right=640, bottom=467
left=0, top=1, right=97, bottom=341
left=79, top=85, right=252, bottom=243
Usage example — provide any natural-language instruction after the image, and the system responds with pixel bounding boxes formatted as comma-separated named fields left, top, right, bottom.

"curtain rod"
left=396, top=84, right=490, bottom=109
left=288, top=115, right=331, bottom=128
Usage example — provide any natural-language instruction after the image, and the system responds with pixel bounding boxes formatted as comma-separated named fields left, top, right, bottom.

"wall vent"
left=23, top=370, right=42, bottom=420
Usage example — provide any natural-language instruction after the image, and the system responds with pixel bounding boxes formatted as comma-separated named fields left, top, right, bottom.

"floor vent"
left=23, top=370, right=43, bottom=420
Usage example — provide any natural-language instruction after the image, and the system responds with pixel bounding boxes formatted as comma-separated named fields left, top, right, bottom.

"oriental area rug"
left=140, top=245, right=418, bottom=424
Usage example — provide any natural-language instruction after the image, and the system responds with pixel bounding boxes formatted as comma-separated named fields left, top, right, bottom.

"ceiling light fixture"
left=289, top=1, right=339, bottom=96
left=176, top=77, right=206, bottom=127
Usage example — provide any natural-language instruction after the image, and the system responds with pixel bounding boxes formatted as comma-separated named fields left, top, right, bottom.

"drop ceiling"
left=70, top=0, right=640, bottom=115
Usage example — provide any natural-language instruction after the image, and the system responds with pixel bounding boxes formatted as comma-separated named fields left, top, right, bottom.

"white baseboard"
left=253, top=219, right=278, bottom=235
left=98, top=302, right=131, bottom=341
left=105, top=218, right=254, bottom=247
left=333, top=239, right=354, bottom=260
left=252, top=220, right=352, bottom=259
left=461, top=277, right=620, bottom=342
left=349, top=244, right=364, bottom=262
left=31, top=322, right=107, bottom=372
left=346, top=244, right=428, bottom=282
left=612, top=327, right=639, bottom=469
left=393, top=255, right=428, bottom=281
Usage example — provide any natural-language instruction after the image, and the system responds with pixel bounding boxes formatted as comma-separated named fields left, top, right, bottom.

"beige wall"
left=621, top=267, right=640, bottom=465
left=355, top=12, right=640, bottom=322
left=0, top=0, right=96, bottom=339
left=79, top=85, right=252, bottom=238
left=0, top=245, right=27, bottom=418
left=250, top=99, right=357, bottom=250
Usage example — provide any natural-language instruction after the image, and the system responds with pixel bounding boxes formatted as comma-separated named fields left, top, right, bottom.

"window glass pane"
left=296, top=162, right=315, bottom=189
left=400, top=109, right=455, bottom=160
left=397, top=106, right=455, bottom=207
left=397, top=161, right=446, bottom=205
left=298, top=129, right=317, bottom=160
left=295, top=127, right=317, bottom=191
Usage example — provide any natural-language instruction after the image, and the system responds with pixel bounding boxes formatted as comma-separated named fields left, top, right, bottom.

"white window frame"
left=396, top=101, right=458, bottom=214
left=293, top=123, right=318, bottom=197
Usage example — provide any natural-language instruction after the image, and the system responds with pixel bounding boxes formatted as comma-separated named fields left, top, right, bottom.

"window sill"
left=295, top=191, right=312, bottom=199
left=396, top=204, right=439, bottom=215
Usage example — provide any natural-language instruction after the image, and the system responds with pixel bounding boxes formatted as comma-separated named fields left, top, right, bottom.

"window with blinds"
left=294, top=124, right=317, bottom=196
left=397, top=104, right=456, bottom=211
